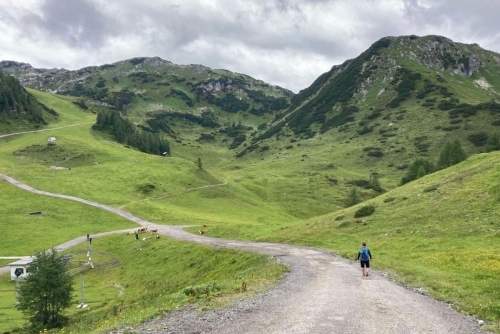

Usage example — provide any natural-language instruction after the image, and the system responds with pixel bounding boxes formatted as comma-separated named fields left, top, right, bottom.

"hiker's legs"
left=360, top=261, right=367, bottom=276
left=365, top=261, right=370, bottom=276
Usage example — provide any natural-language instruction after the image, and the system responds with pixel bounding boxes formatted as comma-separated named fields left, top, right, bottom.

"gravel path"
left=0, top=123, right=94, bottom=139
left=0, top=174, right=492, bottom=334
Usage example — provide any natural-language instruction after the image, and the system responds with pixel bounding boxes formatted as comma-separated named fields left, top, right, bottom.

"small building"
left=8, top=258, right=34, bottom=281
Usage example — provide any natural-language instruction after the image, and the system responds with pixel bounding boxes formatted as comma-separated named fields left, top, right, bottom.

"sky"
left=0, top=0, right=499, bottom=93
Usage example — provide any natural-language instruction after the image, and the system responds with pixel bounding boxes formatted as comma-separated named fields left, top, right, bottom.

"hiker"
left=356, top=242, right=372, bottom=277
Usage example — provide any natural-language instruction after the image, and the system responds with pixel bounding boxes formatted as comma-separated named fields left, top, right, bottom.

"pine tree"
left=17, top=249, right=74, bottom=331
left=369, top=172, right=383, bottom=192
left=400, top=158, right=434, bottom=185
left=345, top=188, right=360, bottom=207
left=437, top=139, right=467, bottom=169
left=485, top=133, right=500, bottom=152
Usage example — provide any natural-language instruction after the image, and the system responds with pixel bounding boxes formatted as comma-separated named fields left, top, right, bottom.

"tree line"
left=399, top=138, right=500, bottom=185
left=93, top=110, right=170, bottom=156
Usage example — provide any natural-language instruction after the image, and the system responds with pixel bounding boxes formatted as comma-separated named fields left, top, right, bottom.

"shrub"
left=424, top=185, right=439, bottom=192
left=354, top=205, right=376, bottom=218
left=467, top=132, right=488, bottom=147
left=441, top=125, right=461, bottom=131
left=367, top=150, right=384, bottom=158
left=383, top=197, right=396, bottom=203
left=198, top=133, right=215, bottom=141
left=345, top=188, right=360, bottom=207
left=337, top=221, right=352, bottom=228
left=401, top=158, right=434, bottom=185
left=485, top=133, right=500, bottom=152
left=437, top=139, right=467, bottom=169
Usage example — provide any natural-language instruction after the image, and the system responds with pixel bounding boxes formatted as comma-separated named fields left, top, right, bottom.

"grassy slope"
left=0, top=91, right=289, bottom=333
left=0, top=234, right=287, bottom=333
left=1, top=87, right=500, bottom=332
left=215, top=152, right=500, bottom=331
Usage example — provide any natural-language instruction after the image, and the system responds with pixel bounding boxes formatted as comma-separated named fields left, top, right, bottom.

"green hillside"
left=0, top=34, right=500, bottom=332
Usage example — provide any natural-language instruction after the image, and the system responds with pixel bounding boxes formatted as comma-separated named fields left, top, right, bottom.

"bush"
left=337, top=221, right=352, bottom=228
left=424, top=185, right=439, bottom=192
left=354, top=205, right=376, bottom=218
left=437, top=139, right=467, bottom=169
left=401, top=158, right=434, bottom=185
left=367, top=150, right=384, bottom=158
left=347, top=179, right=371, bottom=189
left=485, top=133, right=500, bottom=152
left=467, top=132, right=488, bottom=147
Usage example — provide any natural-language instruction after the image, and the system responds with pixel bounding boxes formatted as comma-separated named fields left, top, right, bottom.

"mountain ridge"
left=2, top=34, right=500, bottom=195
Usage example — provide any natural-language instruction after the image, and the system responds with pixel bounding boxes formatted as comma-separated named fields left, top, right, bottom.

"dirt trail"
left=0, top=174, right=491, bottom=334
left=0, top=123, right=94, bottom=139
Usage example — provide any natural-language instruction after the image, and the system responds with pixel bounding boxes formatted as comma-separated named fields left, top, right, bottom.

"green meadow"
left=0, top=89, right=499, bottom=332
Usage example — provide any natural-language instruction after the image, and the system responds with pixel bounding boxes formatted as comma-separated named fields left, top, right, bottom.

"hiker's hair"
left=362, top=242, right=366, bottom=246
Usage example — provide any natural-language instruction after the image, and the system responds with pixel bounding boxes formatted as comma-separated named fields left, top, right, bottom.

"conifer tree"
left=485, top=133, right=500, bottom=152
left=345, top=188, right=360, bottom=207
left=400, top=158, right=434, bottom=185
left=437, top=139, right=467, bottom=169
left=17, top=249, right=74, bottom=331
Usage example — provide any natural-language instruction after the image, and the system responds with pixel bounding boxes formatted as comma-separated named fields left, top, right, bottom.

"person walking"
left=357, top=242, right=372, bottom=277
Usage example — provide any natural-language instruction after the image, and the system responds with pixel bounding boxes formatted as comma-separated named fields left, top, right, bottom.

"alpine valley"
left=1, top=35, right=499, bottom=333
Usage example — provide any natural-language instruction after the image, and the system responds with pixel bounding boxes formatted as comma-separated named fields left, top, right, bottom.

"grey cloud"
left=1, top=0, right=500, bottom=93
left=24, top=0, right=117, bottom=48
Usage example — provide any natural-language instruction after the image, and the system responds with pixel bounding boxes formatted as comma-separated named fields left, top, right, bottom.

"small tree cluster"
left=93, top=110, right=170, bottom=156
left=401, top=158, right=435, bottom=185
left=401, top=139, right=467, bottom=185
left=437, top=139, right=467, bottom=169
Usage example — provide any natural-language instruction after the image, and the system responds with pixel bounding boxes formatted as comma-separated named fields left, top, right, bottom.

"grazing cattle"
left=202, top=224, right=209, bottom=227
left=138, top=227, right=147, bottom=232
left=150, top=229, right=158, bottom=233
left=199, top=230, right=206, bottom=235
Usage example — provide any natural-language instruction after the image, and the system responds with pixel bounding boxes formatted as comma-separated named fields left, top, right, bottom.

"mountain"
left=0, top=57, right=292, bottom=117
left=237, top=35, right=500, bottom=175
left=0, top=57, right=293, bottom=149
left=2, top=35, right=500, bottom=208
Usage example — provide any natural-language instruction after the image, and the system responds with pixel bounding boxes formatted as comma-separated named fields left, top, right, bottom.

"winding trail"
left=0, top=123, right=94, bottom=139
left=0, top=174, right=491, bottom=334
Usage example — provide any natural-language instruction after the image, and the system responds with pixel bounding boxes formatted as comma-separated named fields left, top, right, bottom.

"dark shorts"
left=360, top=260, right=370, bottom=268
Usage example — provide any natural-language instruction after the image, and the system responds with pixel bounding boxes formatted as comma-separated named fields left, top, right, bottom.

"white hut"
left=9, top=258, right=34, bottom=281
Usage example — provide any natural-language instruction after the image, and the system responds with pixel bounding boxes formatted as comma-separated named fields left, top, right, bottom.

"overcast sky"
left=1, top=0, right=499, bottom=92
